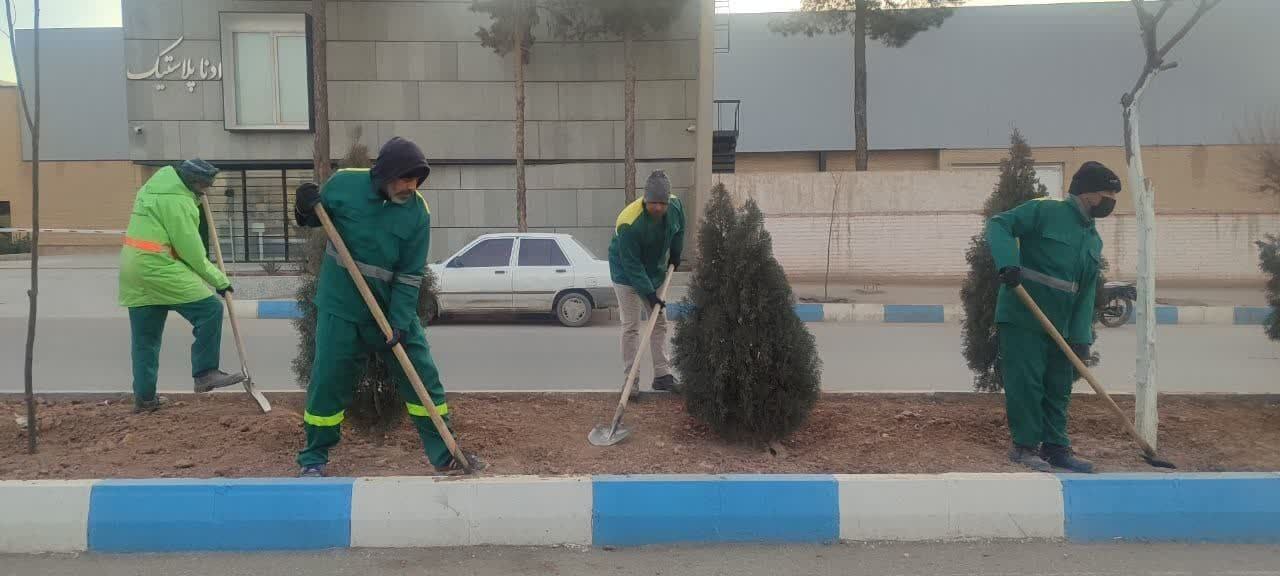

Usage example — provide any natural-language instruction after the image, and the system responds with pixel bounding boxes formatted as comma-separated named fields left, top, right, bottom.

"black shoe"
left=133, top=396, right=169, bottom=414
left=299, top=464, right=326, bottom=478
left=194, top=370, right=245, bottom=393
left=1009, top=444, right=1053, bottom=472
left=434, top=452, right=486, bottom=476
left=652, top=374, right=681, bottom=393
left=1040, top=443, right=1095, bottom=473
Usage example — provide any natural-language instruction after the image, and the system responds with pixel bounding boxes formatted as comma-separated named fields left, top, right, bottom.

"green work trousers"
left=128, top=295, right=224, bottom=406
left=998, top=323, right=1074, bottom=448
left=298, top=312, right=452, bottom=468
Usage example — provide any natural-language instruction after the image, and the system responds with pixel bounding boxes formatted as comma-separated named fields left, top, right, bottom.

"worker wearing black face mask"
left=986, top=161, right=1122, bottom=474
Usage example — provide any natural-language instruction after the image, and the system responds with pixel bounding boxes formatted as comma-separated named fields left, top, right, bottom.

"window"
left=220, top=13, right=311, bottom=131
left=518, top=239, right=570, bottom=267
left=452, top=238, right=513, bottom=268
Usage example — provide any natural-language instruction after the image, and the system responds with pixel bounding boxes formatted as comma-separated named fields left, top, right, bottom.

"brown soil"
left=2, top=393, right=1278, bottom=479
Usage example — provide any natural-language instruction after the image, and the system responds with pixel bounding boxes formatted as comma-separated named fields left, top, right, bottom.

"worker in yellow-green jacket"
left=119, top=159, right=243, bottom=413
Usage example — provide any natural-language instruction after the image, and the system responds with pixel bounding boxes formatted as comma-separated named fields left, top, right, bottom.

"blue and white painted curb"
left=232, top=300, right=1272, bottom=326
left=2, top=473, right=1279, bottom=553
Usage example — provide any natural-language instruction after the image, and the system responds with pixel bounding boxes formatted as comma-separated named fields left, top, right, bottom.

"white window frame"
left=220, top=12, right=312, bottom=132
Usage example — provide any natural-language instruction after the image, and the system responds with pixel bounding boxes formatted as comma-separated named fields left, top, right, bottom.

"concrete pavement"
left=3, top=542, right=1279, bottom=576
left=2, top=317, right=1277, bottom=394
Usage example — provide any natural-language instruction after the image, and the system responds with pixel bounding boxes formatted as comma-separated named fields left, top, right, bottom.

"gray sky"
left=0, top=0, right=1125, bottom=83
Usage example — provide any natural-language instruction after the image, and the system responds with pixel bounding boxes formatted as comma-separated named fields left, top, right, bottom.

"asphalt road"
left=3, top=542, right=1279, bottom=576
left=1, top=317, right=1277, bottom=395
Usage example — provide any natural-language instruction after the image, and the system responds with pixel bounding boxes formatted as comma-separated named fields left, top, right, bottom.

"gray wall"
left=716, top=0, right=1280, bottom=153
left=122, top=0, right=701, bottom=256
left=17, top=28, right=129, bottom=161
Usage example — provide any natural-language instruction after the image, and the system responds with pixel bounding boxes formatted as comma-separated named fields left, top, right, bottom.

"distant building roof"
left=715, top=0, right=1280, bottom=153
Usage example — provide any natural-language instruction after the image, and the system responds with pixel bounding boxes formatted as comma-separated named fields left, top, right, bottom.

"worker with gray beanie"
left=607, top=170, right=686, bottom=395
left=986, top=160, right=1122, bottom=473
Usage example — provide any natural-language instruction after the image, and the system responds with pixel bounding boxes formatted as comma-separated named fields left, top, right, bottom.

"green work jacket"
left=607, top=196, right=685, bottom=297
left=314, top=168, right=430, bottom=331
left=987, top=196, right=1102, bottom=345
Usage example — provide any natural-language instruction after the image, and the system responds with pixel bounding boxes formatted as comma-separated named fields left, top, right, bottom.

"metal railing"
left=714, top=99, right=741, bottom=134
left=204, top=168, right=314, bottom=263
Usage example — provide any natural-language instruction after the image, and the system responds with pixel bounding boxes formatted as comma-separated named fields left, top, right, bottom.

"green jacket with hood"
left=118, top=166, right=229, bottom=308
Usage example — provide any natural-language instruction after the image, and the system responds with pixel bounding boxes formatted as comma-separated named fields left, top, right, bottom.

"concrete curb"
left=228, top=300, right=1273, bottom=326
left=3, top=473, right=1278, bottom=553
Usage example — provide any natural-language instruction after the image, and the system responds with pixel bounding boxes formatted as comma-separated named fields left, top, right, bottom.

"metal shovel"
left=589, top=265, right=676, bottom=447
left=199, top=195, right=271, bottom=413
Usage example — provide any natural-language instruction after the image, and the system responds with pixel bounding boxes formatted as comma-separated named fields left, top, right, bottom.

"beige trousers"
left=614, top=283, right=671, bottom=381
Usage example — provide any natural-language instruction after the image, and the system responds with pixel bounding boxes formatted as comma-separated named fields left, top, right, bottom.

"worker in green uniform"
left=987, top=161, right=1122, bottom=473
left=608, top=170, right=685, bottom=396
left=292, top=137, right=479, bottom=477
left=118, top=159, right=244, bottom=413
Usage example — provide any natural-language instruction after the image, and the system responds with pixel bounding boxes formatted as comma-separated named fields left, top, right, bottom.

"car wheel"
left=555, top=291, right=593, bottom=327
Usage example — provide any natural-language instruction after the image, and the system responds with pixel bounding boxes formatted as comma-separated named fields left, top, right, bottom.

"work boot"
left=652, top=374, right=681, bottom=394
left=133, top=396, right=170, bottom=414
left=1009, top=444, right=1054, bottom=472
left=299, top=464, right=326, bottom=478
left=434, top=452, right=487, bottom=476
left=1041, top=443, right=1095, bottom=473
left=193, top=369, right=245, bottom=393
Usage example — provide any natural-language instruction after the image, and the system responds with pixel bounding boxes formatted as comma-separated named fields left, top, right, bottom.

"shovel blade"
left=588, top=424, right=631, bottom=446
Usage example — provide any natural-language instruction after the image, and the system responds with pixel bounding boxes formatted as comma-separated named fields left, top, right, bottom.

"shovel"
left=1013, top=285, right=1175, bottom=469
left=589, top=265, right=676, bottom=447
left=314, top=204, right=475, bottom=474
left=199, top=195, right=272, bottom=413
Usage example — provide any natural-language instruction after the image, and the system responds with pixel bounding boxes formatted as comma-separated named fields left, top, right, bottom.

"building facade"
left=4, top=0, right=714, bottom=260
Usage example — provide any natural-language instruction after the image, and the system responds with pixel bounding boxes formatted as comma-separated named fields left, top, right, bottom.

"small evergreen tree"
left=1257, top=234, right=1280, bottom=341
left=673, top=184, right=822, bottom=444
left=293, top=129, right=439, bottom=436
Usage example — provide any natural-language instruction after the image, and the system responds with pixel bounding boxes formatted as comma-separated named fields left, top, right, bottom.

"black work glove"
left=644, top=292, right=666, bottom=310
left=670, top=256, right=681, bottom=272
left=1069, top=343, right=1090, bottom=361
left=294, top=183, right=322, bottom=228
left=997, top=266, right=1022, bottom=287
left=384, top=328, right=405, bottom=350
left=216, top=284, right=234, bottom=297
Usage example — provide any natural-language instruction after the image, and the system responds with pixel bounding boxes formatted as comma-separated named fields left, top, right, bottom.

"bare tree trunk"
left=623, top=27, right=637, bottom=202
left=311, top=0, right=331, bottom=184
left=515, top=5, right=528, bottom=232
left=1124, top=95, right=1158, bottom=448
left=20, top=0, right=41, bottom=454
left=852, top=0, right=868, bottom=172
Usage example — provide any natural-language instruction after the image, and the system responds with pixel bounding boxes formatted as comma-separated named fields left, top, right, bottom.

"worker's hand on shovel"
left=383, top=328, right=405, bottom=350
left=645, top=292, right=666, bottom=311
left=217, top=284, right=234, bottom=297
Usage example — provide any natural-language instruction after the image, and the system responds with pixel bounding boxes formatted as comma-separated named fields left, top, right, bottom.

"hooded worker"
left=608, top=170, right=685, bottom=396
left=987, top=161, right=1123, bottom=473
left=118, top=159, right=244, bottom=413
left=292, top=136, right=480, bottom=477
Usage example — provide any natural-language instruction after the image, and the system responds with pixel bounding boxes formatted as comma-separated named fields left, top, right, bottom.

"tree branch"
left=1152, top=0, right=1173, bottom=25
left=3, top=0, right=34, bottom=132
left=1157, top=0, right=1221, bottom=61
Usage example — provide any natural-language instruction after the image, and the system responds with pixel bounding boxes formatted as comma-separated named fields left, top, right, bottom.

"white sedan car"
left=427, top=233, right=615, bottom=327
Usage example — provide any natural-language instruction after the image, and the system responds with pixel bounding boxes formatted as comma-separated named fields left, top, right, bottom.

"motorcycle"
left=1097, top=281, right=1136, bottom=328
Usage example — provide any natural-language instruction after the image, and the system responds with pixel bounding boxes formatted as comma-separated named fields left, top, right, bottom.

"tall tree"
left=771, top=0, right=959, bottom=171
left=5, top=0, right=40, bottom=454
left=311, top=0, right=331, bottom=184
left=550, top=0, right=686, bottom=202
left=1121, top=0, right=1221, bottom=448
left=472, top=0, right=540, bottom=231
left=1258, top=235, right=1280, bottom=342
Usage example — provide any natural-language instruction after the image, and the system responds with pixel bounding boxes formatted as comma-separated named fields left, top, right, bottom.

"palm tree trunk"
left=623, top=26, right=637, bottom=202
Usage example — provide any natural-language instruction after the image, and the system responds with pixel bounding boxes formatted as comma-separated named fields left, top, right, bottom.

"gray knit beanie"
left=643, top=170, right=671, bottom=203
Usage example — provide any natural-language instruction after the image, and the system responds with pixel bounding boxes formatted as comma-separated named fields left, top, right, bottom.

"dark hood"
left=370, top=137, right=431, bottom=197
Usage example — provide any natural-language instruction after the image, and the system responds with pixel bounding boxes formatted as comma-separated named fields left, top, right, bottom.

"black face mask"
left=1091, top=196, right=1116, bottom=218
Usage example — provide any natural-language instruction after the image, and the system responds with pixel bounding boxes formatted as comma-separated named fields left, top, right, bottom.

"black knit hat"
left=1069, top=161, right=1122, bottom=195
